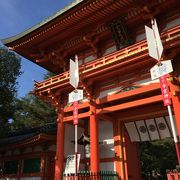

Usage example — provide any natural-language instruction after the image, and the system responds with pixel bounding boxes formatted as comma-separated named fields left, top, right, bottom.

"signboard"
left=64, top=154, right=81, bottom=174
left=69, top=89, right=83, bottom=103
left=159, top=75, right=171, bottom=106
left=69, top=55, right=79, bottom=89
left=150, top=60, right=173, bottom=80
left=145, top=19, right=163, bottom=60
left=73, top=101, right=78, bottom=125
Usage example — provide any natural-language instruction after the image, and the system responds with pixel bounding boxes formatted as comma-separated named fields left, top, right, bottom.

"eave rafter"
left=3, top=0, right=178, bottom=75
left=32, top=25, right=180, bottom=123
left=7, top=0, right=173, bottom=50
left=33, top=25, right=180, bottom=97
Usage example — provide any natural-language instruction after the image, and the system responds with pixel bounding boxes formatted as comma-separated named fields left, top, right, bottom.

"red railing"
left=34, top=25, right=180, bottom=93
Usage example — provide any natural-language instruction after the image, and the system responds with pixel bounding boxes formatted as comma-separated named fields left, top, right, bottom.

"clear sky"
left=0, top=0, right=73, bottom=97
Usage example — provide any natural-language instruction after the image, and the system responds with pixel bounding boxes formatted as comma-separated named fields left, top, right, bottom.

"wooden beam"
left=64, top=101, right=89, bottom=112
left=97, top=83, right=160, bottom=104
left=115, top=103, right=167, bottom=122
left=63, top=94, right=163, bottom=122
left=97, top=95, right=162, bottom=115
left=64, top=112, right=89, bottom=122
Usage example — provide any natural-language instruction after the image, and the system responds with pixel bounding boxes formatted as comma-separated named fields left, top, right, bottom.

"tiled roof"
left=1, top=0, right=84, bottom=45
left=0, top=132, right=36, bottom=145
left=0, top=123, right=57, bottom=145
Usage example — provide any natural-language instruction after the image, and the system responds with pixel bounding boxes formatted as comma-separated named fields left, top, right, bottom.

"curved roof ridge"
left=2, top=0, right=84, bottom=45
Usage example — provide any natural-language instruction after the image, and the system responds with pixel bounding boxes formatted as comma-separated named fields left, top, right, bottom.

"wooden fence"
left=63, top=171, right=118, bottom=180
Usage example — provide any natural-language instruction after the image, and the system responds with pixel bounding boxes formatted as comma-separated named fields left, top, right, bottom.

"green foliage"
left=11, top=94, right=57, bottom=130
left=10, top=70, right=57, bottom=130
left=140, top=139, right=178, bottom=178
left=0, top=46, right=21, bottom=135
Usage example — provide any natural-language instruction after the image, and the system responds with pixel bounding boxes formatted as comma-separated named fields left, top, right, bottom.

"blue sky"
left=0, top=0, right=73, bottom=97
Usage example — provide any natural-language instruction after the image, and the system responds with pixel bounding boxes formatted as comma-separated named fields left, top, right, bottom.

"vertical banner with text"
left=73, top=101, right=78, bottom=125
left=159, top=75, right=171, bottom=106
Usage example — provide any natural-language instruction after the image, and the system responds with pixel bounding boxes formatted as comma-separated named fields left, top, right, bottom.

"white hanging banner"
left=125, top=122, right=140, bottom=142
left=145, top=25, right=159, bottom=60
left=70, top=55, right=79, bottom=89
left=145, top=19, right=163, bottom=60
left=155, top=117, right=171, bottom=139
left=145, top=119, right=159, bottom=140
left=125, top=117, right=172, bottom=142
left=152, top=19, right=163, bottom=59
left=135, top=121, right=150, bottom=141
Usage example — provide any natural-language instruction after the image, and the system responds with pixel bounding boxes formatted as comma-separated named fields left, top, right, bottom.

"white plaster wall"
left=5, top=151, right=11, bottom=156
left=103, top=46, right=116, bottom=56
left=136, top=18, right=180, bottom=42
left=135, top=78, right=159, bottom=85
left=78, top=59, right=83, bottom=66
left=100, top=162, right=115, bottom=171
left=163, top=18, right=180, bottom=31
left=13, top=149, right=20, bottom=155
left=64, top=124, right=84, bottom=159
left=20, top=178, right=40, bottom=180
left=23, top=147, right=32, bottom=154
left=99, top=120, right=114, bottom=158
left=48, top=144, right=56, bottom=151
left=84, top=55, right=95, bottom=63
left=33, top=145, right=42, bottom=152
left=136, top=33, right=145, bottom=42
left=98, top=86, right=122, bottom=99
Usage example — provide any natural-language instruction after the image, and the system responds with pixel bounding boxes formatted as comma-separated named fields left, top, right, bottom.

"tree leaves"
left=0, top=46, right=21, bottom=136
left=12, top=94, right=57, bottom=131
left=140, top=139, right=178, bottom=178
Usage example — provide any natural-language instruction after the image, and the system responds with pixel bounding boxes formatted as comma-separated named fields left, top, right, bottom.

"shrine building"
left=1, top=0, right=180, bottom=179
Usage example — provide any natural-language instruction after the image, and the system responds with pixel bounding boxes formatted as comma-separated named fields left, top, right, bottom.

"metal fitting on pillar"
left=89, top=111, right=94, bottom=115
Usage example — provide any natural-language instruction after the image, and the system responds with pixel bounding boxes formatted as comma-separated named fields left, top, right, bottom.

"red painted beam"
left=64, top=101, right=89, bottom=112
left=97, top=95, right=162, bottom=114
left=97, top=83, right=160, bottom=104
left=63, top=94, right=162, bottom=122
left=33, top=25, right=180, bottom=94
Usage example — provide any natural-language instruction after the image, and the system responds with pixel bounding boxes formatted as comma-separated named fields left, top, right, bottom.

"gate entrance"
left=125, top=115, right=178, bottom=179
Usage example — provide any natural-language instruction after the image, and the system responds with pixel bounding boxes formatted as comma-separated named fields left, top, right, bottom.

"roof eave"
left=1, top=0, right=84, bottom=45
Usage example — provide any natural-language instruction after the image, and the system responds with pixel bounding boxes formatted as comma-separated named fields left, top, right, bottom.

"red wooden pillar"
left=113, top=121, right=141, bottom=180
left=168, top=77, right=180, bottom=137
left=125, top=125, right=141, bottom=180
left=113, top=121, right=128, bottom=179
left=54, top=107, right=65, bottom=180
left=90, top=103, right=100, bottom=173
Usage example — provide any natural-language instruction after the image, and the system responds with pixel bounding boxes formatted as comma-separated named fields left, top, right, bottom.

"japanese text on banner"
left=159, top=75, right=171, bottom=106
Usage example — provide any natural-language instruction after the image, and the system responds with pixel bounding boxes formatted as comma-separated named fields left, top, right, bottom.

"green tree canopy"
left=0, top=46, right=21, bottom=135
left=12, top=94, right=57, bottom=130
left=11, top=71, right=57, bottom=131
left=140, top=139, right=178, bottom=178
